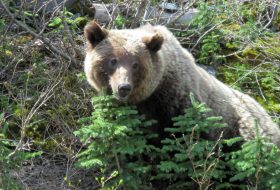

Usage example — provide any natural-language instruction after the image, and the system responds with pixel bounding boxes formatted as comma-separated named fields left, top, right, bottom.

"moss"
left=242, top=46, right=258, bottom=57
left=255, top=35, right=280, bottom=59
left=73, top=16, right=88, bottom=27
left=224, top=23, right=241, bottom=31
left=16, top=34, right=33, bottom=45
left=225, top=41, right=239, bottom=50
left=218, top=62, right=280, bottom=114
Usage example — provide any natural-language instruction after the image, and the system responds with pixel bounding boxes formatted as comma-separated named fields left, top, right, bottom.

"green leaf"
left=48, top=17, right=62, bottom=27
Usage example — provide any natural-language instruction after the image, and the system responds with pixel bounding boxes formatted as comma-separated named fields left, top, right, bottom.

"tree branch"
left=54, top=0, right=84, bottom=58
left=131, top=0, right=149, bottom=28
left=0, top=0, right=79, bottom=65
left=166, top=0, right=199, bottom=27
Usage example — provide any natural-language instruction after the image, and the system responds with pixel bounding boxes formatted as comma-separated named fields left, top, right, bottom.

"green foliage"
left=190, top=2, right=226, bottom=65
left=0, top=19, right=13, bottom=65
left=184, top=0, right=280, bottom=115
left=95, top=169, right=123, bottom=190
left=0, top=43, right=51, bottom=140
left=156, top=94, right=229, bottom=189
left=0, top=113, right=42, bottom=189
left=228, top=122, right=280, bottom=189
left=75, top=94, right=280, bottom=189
left=218, top=61, right=280, bottom=113
left=74, top=95, right=158, bottom=189
left=0, top=10, right=92, bottom=149
left=113, top=14, right=127, bottom=28
left=0, top=113, right=21, bottom=189
left=48, top=9, right=88, bottom=30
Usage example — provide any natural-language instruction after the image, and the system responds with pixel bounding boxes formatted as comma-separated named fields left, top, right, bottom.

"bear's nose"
left=118, top=84, right=132, bottom=98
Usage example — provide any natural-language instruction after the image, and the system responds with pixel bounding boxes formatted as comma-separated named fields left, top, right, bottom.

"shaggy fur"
left=84, top=21, right=280, bottom=147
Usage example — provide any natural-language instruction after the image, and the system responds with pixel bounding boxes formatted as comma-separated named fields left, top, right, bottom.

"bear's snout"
left=118, top=84, right=132, bottom=100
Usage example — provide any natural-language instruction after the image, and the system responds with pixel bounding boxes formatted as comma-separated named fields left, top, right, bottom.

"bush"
left=74, top=95, right=158, bottom=189
left=0, top=113, right=42, bottom=189
left=156, top=94, right=229, bottom=189
left=75, top=94, right=280, bottom=189
left=179, top=0, right=280, bottom=117
left=229, top=124, right=280, bottom=189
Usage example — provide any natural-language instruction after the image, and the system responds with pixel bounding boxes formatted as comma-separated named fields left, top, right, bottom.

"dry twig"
left=0, top=0, right=80, bottom=66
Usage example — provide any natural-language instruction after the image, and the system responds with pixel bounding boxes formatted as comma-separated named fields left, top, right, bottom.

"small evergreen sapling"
left=157, top=94, right=229, bottom=189
left=74, top=94, right=280, bottom=189
left=74, top=95, right=158, bottom=189
left=228, top=121, right=280, bottom=190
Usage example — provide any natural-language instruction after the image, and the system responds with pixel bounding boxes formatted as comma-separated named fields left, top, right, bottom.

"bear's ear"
left=143, top=33, right=164, bottom=52
left=84, top=20, right=108, bottom=48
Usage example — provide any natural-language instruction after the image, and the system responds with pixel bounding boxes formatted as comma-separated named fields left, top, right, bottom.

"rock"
left=145, top=5, right=199, bottom=25
left=92, top=3, right=111, bottom=23
left=13, top=0, right=79, bottom=13
left=176, top=8, right=199, bottom=24
left=159, top=2, right=178, bottom=13
left=198, top=64, right=217, bottom=76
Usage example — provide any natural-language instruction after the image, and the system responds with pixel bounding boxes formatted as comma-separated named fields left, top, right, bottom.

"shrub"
left=0, top=113, right=42, bottom=189
left=156, top=94, right=229, bottom=189
left=75, top=94, right=280, bottom=189
left=74, top=95, right=158, bottom=189
left=228, top=122, right=280, bottom=189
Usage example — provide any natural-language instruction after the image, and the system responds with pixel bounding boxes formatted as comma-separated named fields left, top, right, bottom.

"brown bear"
left=83, top=20, right=280, bottom=147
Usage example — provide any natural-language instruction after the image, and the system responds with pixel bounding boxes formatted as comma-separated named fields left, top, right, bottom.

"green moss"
left=73, top=16, right=88, bottom=27
left=218, top=62, right=280, bottom=114
left=186, top=1, right=280, bottom=115
left=224, top=23, right=241, bottom=31
left=242, top=47, right=258, bottom=57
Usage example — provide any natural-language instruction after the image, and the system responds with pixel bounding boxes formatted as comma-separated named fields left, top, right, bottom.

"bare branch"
left=166, top=0, right=199, bottom=27
left=0, top=0, right=80, bottom=65
left=190, top=20, right=226, bottom=52
left=131, top=0, right=149, bottom=28
left=54, top=0, right=83, bottom=58
left=264, top=5, right=278, bottom=29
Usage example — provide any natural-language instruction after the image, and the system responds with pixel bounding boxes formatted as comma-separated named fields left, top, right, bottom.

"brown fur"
left=84, top=21, right=280, bottom=147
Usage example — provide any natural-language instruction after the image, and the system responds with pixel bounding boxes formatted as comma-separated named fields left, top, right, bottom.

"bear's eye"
left=132, top=62, right=139, bottom=70
left=109, top=59, right=117, bottom=69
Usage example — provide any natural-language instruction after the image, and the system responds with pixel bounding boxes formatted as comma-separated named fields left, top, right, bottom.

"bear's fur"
left=83, top=20, right=280, bottom=147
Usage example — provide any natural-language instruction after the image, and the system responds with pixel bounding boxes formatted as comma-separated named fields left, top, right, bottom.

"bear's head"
left=84, top=21, right=165, bottom=103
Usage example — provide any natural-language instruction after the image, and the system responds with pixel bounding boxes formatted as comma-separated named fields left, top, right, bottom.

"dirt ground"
left=12, top=156, right=97, bottom=190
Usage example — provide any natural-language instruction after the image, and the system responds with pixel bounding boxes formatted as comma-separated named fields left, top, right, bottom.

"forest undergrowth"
left=0, top=0, right=280, bottom=189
